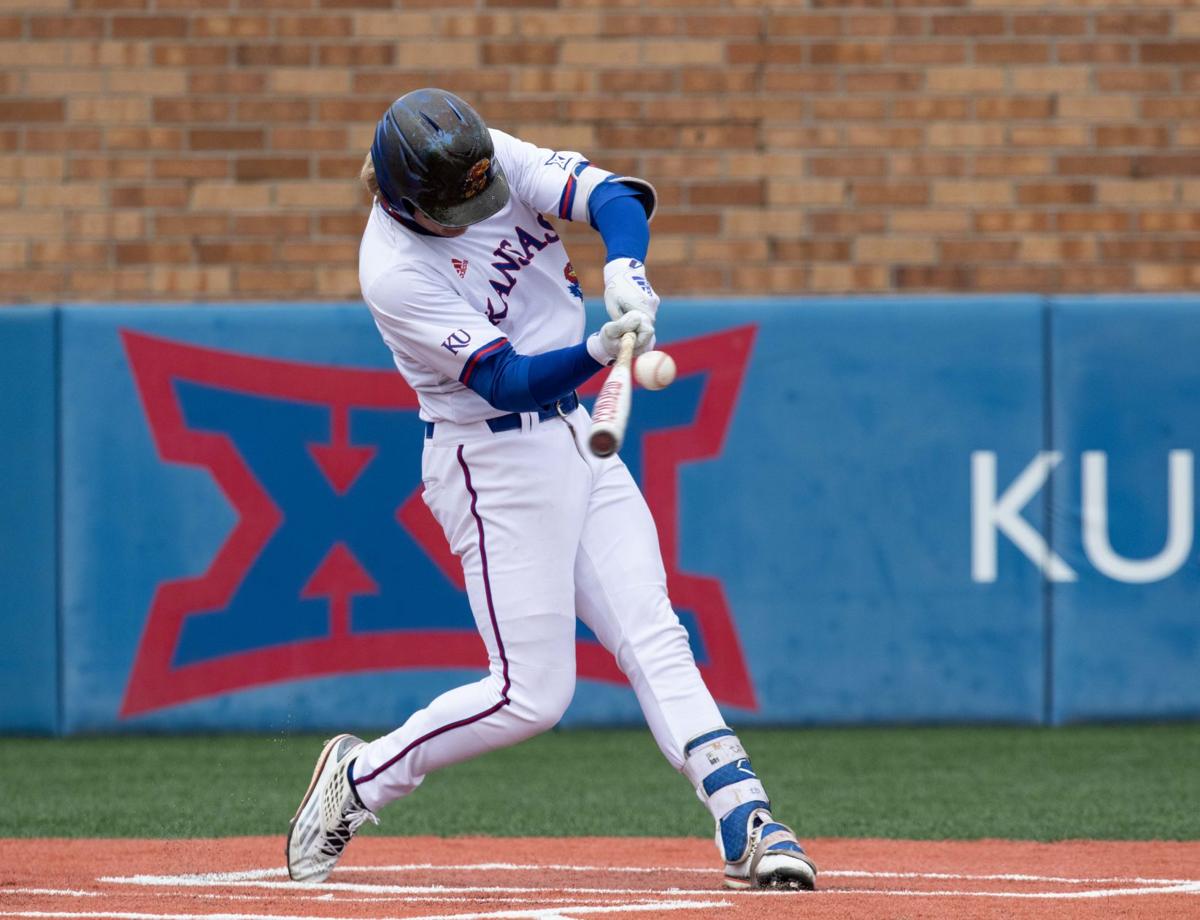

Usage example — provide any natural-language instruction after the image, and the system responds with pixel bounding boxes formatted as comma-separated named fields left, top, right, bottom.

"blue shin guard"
left=683, top=728, right=816, bottom=890
left=683, top=729, right=770, bottom=864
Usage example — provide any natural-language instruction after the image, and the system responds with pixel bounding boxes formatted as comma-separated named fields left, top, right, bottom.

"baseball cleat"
left=722, top=808, right=817, bottom=891
left=286, top=733, right=378, bottom=883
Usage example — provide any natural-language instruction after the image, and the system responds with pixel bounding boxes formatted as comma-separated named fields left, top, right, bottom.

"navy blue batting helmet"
left=370, top=89, right=509, bottom=228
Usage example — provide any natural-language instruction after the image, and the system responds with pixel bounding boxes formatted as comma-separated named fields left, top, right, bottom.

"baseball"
left=634, top=350, right=677, bottom=391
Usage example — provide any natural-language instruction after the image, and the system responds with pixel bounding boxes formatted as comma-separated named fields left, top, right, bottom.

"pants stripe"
left=355, top=444, right=511, bottom=786
left=458, top=443, right=511, bottom=700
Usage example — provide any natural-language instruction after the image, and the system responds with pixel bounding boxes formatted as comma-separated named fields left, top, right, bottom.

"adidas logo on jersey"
left=451, top=258, right=468, bottom=278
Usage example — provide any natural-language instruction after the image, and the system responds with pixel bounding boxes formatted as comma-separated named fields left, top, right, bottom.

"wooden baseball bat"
left=587, top=331, right=637, bottom=458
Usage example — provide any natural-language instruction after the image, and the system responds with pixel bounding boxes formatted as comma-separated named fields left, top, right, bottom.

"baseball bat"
left=588, top=331, right=637, bottom=458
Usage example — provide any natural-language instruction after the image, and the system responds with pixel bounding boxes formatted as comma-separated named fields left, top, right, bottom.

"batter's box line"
left=0, top=902, right=733, bottom=920
left=183, top=893, right=722, bottom=908
left=93, top=877, right=1200, bottom=902
left=101, top=863, right=1200, bottom=888
left=817, top=883, right=1200, bottom=899
left=99, top=879, right=725, bottom=898
left=95, top=865, right=1200, bottom=902
left=827, top=869, right=1200, bottom=886
left=100, top=866, right=716, bottom=883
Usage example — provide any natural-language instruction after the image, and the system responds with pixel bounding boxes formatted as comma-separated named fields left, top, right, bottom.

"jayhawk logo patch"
left=463, top=158, right=490, bottom=199
left=564, top=261, right=583, bottom=300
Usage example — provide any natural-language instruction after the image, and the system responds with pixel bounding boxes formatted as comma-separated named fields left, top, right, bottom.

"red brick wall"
left=3, top=0, right=1198, bottom=301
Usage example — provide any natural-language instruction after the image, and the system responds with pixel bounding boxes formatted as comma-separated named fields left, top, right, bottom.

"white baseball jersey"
left=359, top=129, right=654, bottom=424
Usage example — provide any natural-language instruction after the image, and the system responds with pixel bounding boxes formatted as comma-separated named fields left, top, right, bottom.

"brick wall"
left=2, top=0, right=1198, bottom=302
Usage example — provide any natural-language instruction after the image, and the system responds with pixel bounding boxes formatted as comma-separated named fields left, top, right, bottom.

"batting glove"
left=603, top=258, right=660, bottom=322
left=586, top=310, right=656, bottom=365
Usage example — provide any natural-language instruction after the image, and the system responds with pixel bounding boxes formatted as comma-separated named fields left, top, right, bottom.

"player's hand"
left=587, top=310, right=656, bottom=365
left=603, top=258, right=660, bottom=322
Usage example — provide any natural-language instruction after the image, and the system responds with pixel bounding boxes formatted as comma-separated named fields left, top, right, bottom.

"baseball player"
left=286, top=88, right=817, bottom=892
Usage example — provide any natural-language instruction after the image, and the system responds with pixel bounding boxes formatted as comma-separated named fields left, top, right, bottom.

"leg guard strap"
left=683, top=729, right=766, bottom=819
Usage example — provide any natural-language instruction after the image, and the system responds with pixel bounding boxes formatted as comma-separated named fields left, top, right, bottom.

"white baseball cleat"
left=722, top=808, right=817, bottom=891
left=286, top=733, right=378, bottom=883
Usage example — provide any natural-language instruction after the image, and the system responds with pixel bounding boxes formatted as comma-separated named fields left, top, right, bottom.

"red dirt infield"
left=1, top=837, right=1198, bottom=920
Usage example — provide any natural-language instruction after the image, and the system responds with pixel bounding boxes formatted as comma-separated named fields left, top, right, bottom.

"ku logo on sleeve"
left=442, top=329, right=472, bottom=354
left=118, top=325, right=760, bottom=717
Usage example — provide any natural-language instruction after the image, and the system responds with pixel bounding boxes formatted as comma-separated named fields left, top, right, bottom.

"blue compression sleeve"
left=460, top=338, right=603, bottom=413
left=589, top=183, right=650, bottom=262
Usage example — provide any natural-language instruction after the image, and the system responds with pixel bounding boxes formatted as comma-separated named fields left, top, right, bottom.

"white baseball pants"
left=350, top=405, right=725, bottom=812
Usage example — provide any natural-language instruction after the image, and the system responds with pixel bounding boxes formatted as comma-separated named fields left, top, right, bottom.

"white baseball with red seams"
left=634, top=350, right=677, bottom=391
left=351, top=130, right=727, bottom=807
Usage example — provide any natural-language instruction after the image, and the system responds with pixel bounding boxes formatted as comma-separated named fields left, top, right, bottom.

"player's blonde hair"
left=360, top=152, right=379, bottom=199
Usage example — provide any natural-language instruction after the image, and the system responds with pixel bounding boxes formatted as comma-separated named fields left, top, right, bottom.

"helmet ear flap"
left=369, top=119, right=397, bottom=209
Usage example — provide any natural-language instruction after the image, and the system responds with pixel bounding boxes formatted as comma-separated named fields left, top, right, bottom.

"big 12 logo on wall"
left=119, top=326, right=759, bottom=719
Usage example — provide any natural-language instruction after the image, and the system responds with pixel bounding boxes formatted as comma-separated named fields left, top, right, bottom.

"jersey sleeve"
left=490, top=128, right=658, bottom=225
left=363, top=267, right=509, bottom=385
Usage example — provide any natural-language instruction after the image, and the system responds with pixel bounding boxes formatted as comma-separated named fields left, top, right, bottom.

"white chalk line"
left=819, top=883, right=1200, bottom=899
left=99, top=862, right=1200, bottom=896
left=828, top=869, right=1198, bottom=885
left=101, top=879, right=710, bottom=897
left=101, top=863, right=1200, bottom=888
left=7, top=857, right=1196, bottom=920
left=185, top=894, right=709, bottom=910
left=0, top=904, right=731, bottom=920
left=183, top=894, right=679, bottom=906
left=93, top=875, right=1200, bottom=902
left=273, top=863, right=1200, bottom=887
left=166, top=868, right=712, bottom=882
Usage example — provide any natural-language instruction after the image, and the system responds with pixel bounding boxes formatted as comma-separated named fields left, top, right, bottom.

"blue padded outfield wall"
left=1, top=297, right=1199, bottom=733
left=0, top=309, right=59, bottom=733
left=1049, top=298, right=1200, bottom=723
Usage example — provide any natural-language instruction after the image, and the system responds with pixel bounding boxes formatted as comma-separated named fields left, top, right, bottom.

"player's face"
left=410, top=208, right=469, bottom=238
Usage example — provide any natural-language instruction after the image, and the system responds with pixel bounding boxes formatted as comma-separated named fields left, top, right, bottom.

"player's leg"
left=288, top=424, right=588, bottom=882
left=572, top=461, right=722, bottom=762
left=352, top=430, right=588, bottom=807
left=572, top=444, right=816, bottom=890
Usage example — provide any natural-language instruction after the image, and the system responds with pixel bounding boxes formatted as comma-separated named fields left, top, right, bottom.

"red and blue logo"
left=564, top=261, right=583, bottom=301
left=119, top=326, right=759, bottom=717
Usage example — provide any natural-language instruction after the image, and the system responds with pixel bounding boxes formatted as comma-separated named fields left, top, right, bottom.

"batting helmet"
left=370, top=89, right=510, bottom=228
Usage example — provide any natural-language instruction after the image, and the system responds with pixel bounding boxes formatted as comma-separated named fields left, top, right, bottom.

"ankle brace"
left=683, top=728, right=771, bottom=862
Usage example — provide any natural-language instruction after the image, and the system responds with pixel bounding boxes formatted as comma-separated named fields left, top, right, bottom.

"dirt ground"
left=2, top=836, right=1198, bottom=920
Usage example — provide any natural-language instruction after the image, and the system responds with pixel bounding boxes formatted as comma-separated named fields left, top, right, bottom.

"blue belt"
left=425, top=392, right=579, bottom=439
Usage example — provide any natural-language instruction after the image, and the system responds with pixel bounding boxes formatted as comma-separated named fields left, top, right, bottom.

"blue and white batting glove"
left=603, top=258, right=660, bottom=322
left=586, top=310, right=656, bottom=365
